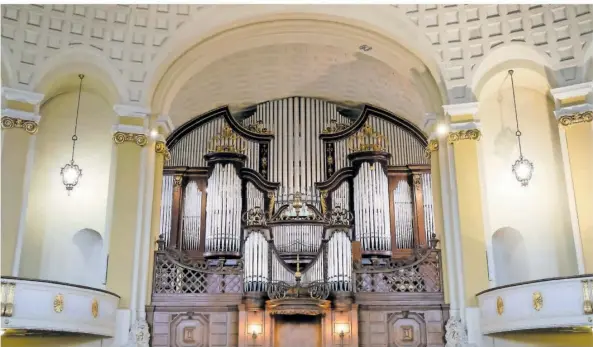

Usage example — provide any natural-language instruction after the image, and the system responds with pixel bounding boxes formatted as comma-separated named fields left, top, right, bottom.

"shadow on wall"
left=492, top=227, right=529, bottom=286
left=72, top=228, right=105, bottom=288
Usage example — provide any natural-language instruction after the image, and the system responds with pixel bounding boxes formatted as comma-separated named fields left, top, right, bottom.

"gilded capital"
left=448, top=129, right=481, bottom=143
left=424, top=139, right=439, bottom=159
left=558, top=111, right=593, bottom=127
left=155, top=141, right=171, bottom=161
left=1, top=116, right=38, bottom=135
left=113, top=132, right=148, bottom=147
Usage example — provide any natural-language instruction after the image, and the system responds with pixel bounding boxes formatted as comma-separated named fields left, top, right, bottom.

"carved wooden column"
left=169, top=173, right=185, bottom=249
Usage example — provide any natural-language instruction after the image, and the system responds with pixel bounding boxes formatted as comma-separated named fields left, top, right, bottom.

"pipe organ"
left=152, top=97, right=446, bottom=347
left=158, top=96, right=437, bottom=282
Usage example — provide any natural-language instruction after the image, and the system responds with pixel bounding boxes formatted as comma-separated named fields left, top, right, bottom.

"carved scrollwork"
left=424, top=139, right=439, bottom=159
left=243, top=206, right=267, bottom=227
left=155, top=140, right=171, bottom=161
left=267, top=280, right=330, bottom=300
left=322, top=119, right=350, bottom=134
left=113, top=131, right=148, bottom=146
left=246, top=120, right=273, bottom=134
left=325, top=206, right=353, bottom=227
left=447, top=129, right=481, bottom=143
left=559, top=111, right=593, bottom=126
left=1, top=116, right=38, bottom=134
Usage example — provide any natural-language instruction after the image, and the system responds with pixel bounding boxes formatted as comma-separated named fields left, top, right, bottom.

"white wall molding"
left=1, top=87, right=44, bottom=106
left=553, top=103, right=593, bottom=120
left=156, top=114, right=174, bottom=136
left=550, top=82, right=593, bottom=101
left=443, top=102, right=479, bottom=119
left=1, top=108, right=41, bottom=122
left=449, top=120, right=482, bottom=131
left=112, top=124, right=148, bottom=135
left=113, top=104, right=150, bottom=118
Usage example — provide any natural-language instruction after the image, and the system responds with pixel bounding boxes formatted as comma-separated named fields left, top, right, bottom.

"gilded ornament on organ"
left=424, top=139, right=439, bottom=159
left=155, top=141, right=171, bottom=160
left=347, top=124, right=387, bottom=152
left=207, top=125, right=245, bottom=154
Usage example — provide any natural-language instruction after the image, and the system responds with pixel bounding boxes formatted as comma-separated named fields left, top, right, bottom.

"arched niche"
left=492, top=227, right=529, bottom=286
left=30, top=46, right=126, bottom=106
left=72, top=228, right=105, bottom=288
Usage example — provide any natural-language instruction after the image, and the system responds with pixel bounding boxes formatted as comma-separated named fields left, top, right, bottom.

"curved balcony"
left=1, top=277, right=120, bottom=337
left=476, top=274, right=593, bottom=334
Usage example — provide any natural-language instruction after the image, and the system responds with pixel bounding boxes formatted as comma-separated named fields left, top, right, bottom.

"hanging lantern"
left=60, top=74, right=85, bottom=194
left=508, top=70, right=534, bottom=187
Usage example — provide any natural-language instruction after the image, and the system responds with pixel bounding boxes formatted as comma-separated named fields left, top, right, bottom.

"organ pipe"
left=331, top=181, right=350, bottom=209
left=422, top=173, right=436, bottom=242
left=246, top=182, right=264, bottom=211
left=273, top=225, right=324, bottom=253
left=301, top=251, right=324, bottom=284
left=159, top=175, right=174, bottom=247
left=204, top=163, right=243, bottom=255
left=327, top=231, right=352, bottom=292
left=270, top=249, right=296, bottom=284
left=181, top=181, right=202, bottom=251
left=353, top=162, right=392, bottom=254
left=393, top=180, right=414, bottom=249
left=244, top=232, right=269, bottom=292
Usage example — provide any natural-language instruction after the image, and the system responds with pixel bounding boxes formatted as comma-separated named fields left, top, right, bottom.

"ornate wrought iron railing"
left=152, top=244, right=243, bottom=295
left=353, top=247, right=442, bottom=293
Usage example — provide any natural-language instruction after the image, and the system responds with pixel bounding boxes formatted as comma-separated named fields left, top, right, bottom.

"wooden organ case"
left=150, top=97, right=446, bottom=347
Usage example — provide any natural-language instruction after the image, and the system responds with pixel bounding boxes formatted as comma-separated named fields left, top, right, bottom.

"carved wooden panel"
left=387, top=312, right=426, bottom=347
left=170, top=313, right=209, bottom=347
left=274, top=315, right=321, bottom=347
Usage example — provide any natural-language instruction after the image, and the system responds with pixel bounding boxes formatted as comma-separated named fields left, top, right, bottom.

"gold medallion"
left=533, top=291, right=543, bottom=311
left=91, top=298, right=99, bottom=318
left=53, top=294, right=64, bottom=313
left=496, top=296, right=504, bottom=315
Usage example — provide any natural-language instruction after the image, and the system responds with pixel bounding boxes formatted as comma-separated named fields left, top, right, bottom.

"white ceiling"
left=169, top=43, right=427, bottom=125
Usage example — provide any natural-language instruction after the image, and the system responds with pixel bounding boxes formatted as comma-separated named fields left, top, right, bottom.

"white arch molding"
left=492, top=227, right=529, bottom=286
left=147, top=6, right=448, bottom=122
left=30, top=46, right=127, bottom=105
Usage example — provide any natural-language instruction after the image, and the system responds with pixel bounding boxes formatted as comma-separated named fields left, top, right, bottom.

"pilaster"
left=550, top=82, right=593, bottom=274
left=1, top=87, right=44, bottom=276
left=105, top=105, right=149, bottom=315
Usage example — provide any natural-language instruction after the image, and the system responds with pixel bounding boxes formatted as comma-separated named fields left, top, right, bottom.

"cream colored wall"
left=19, top=91, right=116, bottom=285
left=484, top=331, right=593, bottom=347
left=1, top=336, right=105, bottom=347
left=478, top=75, right=578, bottom=282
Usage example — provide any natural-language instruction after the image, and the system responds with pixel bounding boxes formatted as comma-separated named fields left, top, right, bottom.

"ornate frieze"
left=424, top=139, right=439, bottom=159
left=558, top=111, right=593, bottom=127
left=1, top=116, right=38, bottom=134
left=447, top=129, right=481, bottom=143
left=155, top=140, right=171, bottom=160
left=113, top=131, right=148, bottom=146
left=1, top=281, right=15, bottom=317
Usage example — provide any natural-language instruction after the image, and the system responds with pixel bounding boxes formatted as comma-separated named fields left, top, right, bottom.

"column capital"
left=424, top=139, right=439, bottom=159
left=112, top=124, right=148, bottom=147
left=113, top=104, right=150, bottom=119
left=554, top=103, right=593, bottom=127
left=1, top=87, right=45, bottom=135
left=1, top=109, right=41, bottom=135
left=448, top=121, right=482, bottom=144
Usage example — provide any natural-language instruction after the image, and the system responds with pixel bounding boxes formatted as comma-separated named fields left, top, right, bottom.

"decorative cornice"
left=550, top=82, right=593, bottom=101
left=558, top=111, right=593, bottom=127
left=113, top=104, right=150, bottom=118
left=112, top=124, right=147, bottom=135
left=113, top=132, right=148, bottom=146
left=448, top=129, right=481, bottom=143
left=443, top=102, right=479, bottom=118
left=156, top=114, right=174, bottom=135
left=1, top=87, right=44, bottom=105
left=155, top=141, right=171, bottom=161
left=424, top=139, right=439, bottom=159
left=2, top=108, right=40, bottom=122
left=1, top=116, right=38, bottom=134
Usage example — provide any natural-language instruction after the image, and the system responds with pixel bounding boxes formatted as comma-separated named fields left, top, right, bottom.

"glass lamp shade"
left=512, top=156, right=534, bottom=187
left=60, top=160, right=82, bottom=192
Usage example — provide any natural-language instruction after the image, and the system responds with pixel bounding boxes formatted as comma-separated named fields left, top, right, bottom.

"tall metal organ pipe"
left=243, top=232, right=269, bottom=292
left=353, top=162, right=392, bottom=253
left=327, top=231, right=352, bottom=292
left=204, top=163, right=242, bottom=255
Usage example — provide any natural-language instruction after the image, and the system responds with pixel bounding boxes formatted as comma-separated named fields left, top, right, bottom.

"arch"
left=147, top=5, right=447, bottom=118
left=30, top=46, right=126, bottom=105
left=471, top=43, right=556, bottom=100
left=1, top=43, right=16, bottom=87
left=492, top=227, right=529, bottom=286
left=71, top=228, right=105, bottom=288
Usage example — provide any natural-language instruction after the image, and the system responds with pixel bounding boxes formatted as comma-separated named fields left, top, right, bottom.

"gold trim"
left=268, top=192, right=276, bottom=219
left=320, top=190, right=328, bottom=214
left=155, top=141, right=171, bottom=161
left=424, top=139, right=439, bottom=159
left=113, top=132, right=148, bottom=146
left=207, top=126, right=245, bottom=154
left=532, top=291, right=543, bottom=311
left=1, top=116, right=38, bottom=135
left=173, top=175, right=183, bottom=187
left=91, top=298, right=99, bottom=318
left=347, top=124, right=387, bottom=152
left=496, top=296, right=504, bottom=316
left=448, top=129, right=481, bottom=143
left=54, top=294, right=64, bottom=313
left=559, top=111, right=593, bottom=126
left=1, top=281, right=16, bottom=317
